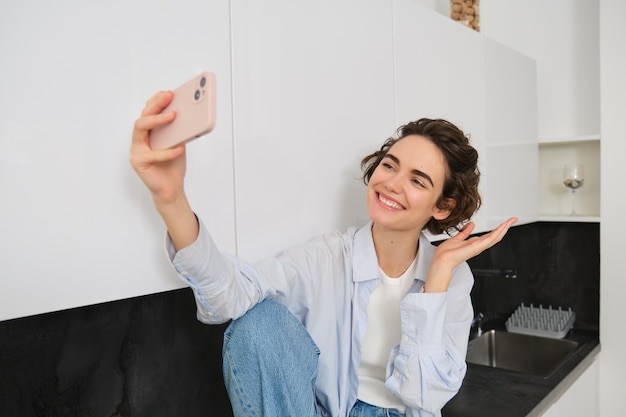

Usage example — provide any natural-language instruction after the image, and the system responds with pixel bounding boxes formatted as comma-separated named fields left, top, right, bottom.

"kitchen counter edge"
left=442, top=328, right=600, bottom=417
left=526, top=342, right=600, bottom=417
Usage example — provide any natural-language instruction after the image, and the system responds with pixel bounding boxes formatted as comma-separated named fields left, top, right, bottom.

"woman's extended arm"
left=130, top=90, right=199, bottom=250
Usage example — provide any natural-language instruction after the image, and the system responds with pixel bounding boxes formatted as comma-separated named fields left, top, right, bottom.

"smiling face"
left=366, top=134, right=452, bottom=234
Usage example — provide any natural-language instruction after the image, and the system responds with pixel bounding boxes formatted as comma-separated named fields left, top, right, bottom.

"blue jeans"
left=223, top=300, right=406, bottom=417
left=349, top=400, right=406, bottom=417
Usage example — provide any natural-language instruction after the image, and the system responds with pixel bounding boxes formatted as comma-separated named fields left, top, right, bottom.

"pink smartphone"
left=149, top=71, right=216, bottom=150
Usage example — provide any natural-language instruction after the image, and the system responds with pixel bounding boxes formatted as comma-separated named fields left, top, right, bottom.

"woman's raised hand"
left=424, top=217, right=518, bottom=293
left=130, top=90, right=186, bottom=205
left=130, top=90, right=199, bottom=251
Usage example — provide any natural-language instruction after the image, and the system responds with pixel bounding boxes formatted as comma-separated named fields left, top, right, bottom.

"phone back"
left=149, top=71, right=216, bottom=150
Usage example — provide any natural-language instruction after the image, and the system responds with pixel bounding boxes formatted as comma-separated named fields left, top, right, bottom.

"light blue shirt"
left=167, top=219, right=474, bottom=417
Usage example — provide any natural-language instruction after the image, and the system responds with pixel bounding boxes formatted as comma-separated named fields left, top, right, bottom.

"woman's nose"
left=383, top=175, right=401, bottom=193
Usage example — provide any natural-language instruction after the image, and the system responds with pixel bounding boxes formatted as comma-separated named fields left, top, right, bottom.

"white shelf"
left=538, top=139, right=600, bottom=221
left=539, top=134, right=600, bottom=145
left=539, top=215, right=600, bottom=223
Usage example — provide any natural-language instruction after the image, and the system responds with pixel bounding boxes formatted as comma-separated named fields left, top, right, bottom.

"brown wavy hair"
left=361, top=118, right=481, bottom=235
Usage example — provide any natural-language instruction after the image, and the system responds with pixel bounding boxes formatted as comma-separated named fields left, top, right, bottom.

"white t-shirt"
left=357, top=255, right=419, bottom=412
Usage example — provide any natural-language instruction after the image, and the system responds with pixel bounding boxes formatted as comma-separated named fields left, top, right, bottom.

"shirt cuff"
left=400, top=292, right=448, bottom=352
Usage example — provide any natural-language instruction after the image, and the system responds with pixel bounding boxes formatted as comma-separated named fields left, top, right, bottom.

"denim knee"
left=222, top=299, right=321, bottom=417
left=224, top=299, right=294, bottom=348
left=223, top=299, right=320, bottom=362
left=227, top=299, right=286, bottom=329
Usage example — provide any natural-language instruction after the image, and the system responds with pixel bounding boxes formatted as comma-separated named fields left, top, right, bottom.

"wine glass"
left=563, top=163, right=584, bottom=215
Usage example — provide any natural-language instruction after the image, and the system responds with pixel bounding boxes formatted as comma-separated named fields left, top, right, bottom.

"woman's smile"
left=377, top=192, right=405, bottom=210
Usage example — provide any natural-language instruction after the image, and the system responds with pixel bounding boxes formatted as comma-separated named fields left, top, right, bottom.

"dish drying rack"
left=506, top=303, right=575, bottom=339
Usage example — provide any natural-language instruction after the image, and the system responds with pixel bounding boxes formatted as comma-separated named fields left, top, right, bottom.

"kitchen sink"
left=466, top=329, right=580, bottom=377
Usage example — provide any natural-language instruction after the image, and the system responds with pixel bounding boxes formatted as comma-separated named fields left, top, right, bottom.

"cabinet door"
left=231, top=0, right=396, bottom=261
left=484, top=37, right=539, bottom=227
left=541, top=359, right=598, bottom=417
left=0, top=0, right=235, bottom=320
left=394, top=0, right=488, bottom=238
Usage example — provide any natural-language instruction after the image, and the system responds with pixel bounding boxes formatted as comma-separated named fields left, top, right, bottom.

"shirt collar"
left=351, top=222, right=379, bottom=282
left=415, top=232, right=436, bottom=283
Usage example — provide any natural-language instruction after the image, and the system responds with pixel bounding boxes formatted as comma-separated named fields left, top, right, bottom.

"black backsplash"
left=0, top=289, right=234, bottom=417
left=467, top=221, right=600, bottom=330
left=0, top=222, right=599, bottom=416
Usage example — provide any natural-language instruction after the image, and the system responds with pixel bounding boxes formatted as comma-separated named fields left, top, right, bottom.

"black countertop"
left=442, top=326, right=600, bottom=417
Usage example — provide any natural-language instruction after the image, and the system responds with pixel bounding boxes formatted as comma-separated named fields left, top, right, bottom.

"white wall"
left=599, top=1, right=626, bottom=415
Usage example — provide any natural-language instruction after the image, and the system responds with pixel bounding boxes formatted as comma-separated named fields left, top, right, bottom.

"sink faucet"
left=468, top=267, right=517, bottom=340
left=472, top=268, right=517, bottom=279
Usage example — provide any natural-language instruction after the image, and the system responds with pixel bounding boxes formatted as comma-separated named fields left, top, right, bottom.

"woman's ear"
left=433, top=198, right=455, bottom=220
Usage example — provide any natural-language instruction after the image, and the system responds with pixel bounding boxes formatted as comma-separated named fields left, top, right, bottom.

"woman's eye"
left=412, top=178, right=425, bottom=188
left=382, top=162, right=394, bottom=170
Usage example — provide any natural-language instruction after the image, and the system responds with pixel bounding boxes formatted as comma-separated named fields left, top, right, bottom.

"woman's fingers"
left=130, top=90, right=183, bottom=173
left=131, top=91, right=176, bottom=149
left=141, top=90, right=174, bottom=117
left=469, top=217, right=518, bottom=252
left=489, top=217, right=518, bottom=243
left=131, top=144, right=185, bottom=170
left=454, top=221, right=476, bottom=241
left=133, top=111, right=175, bottom=138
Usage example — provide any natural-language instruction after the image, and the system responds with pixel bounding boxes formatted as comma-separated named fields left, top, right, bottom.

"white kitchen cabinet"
left=394, top=0, right=488, bottom=238
left=231, top=0, right=542, bottom=257
left=395, top=1, right=539, bottom=237
left=540, top=358, right=599, bottom=417
left=480, top=1, right=601, bottom=226
left=0, top=0, right=236, bottom=321
left=230, top=0, right=396, bottom=261
left=0, top=0, right=546, bottom=321
left=483, top=36, right=539, bottom=228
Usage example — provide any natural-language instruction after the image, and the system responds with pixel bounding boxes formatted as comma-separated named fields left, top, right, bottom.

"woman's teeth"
left=379, top=194, right=404, bottom=210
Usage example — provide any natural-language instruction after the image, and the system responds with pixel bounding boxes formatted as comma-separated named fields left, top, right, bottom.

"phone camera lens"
left=194, top=89, right=201, bottom=100
left=200, top=76, right=206, bottom=87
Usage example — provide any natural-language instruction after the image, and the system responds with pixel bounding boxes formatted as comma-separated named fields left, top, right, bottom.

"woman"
left=131, top=90, right=517, bottom=417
